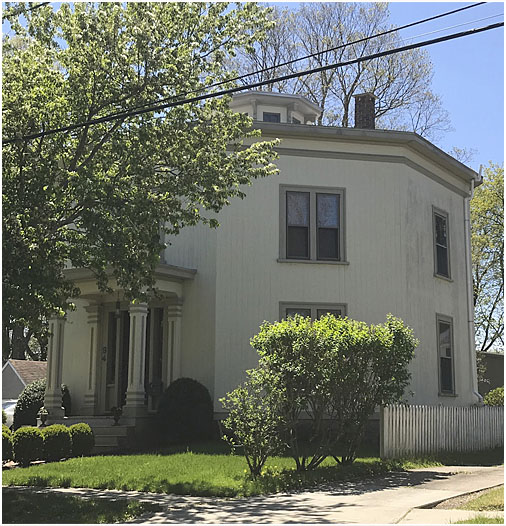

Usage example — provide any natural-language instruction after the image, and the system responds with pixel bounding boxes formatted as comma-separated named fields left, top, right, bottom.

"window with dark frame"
left=283, top=186, right=343, bottom=262
left=437, top=316, right=454, bottom=395
left=263, top=112, right=281, bottom=123
left=434, top=210, right=450, bottom=278
left=282, top=304, right=346, bottom=320
left=286, top=191, right=310, bottom=259
left=317, top=193, right=340, bottom=260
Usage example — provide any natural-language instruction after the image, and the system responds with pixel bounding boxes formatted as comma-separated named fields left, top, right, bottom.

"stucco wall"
left=212, top=136, right=475, bottom=410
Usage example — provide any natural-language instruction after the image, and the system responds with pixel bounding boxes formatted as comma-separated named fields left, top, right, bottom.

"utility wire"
left=2, top=2, right=50, bottom=20
left=3, top=21, right=503, bottom=145
left=104, top=1, right=488, bottom=118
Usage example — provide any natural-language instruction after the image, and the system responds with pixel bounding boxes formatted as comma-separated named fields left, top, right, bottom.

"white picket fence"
left=380, top=404, right=504, bottom=459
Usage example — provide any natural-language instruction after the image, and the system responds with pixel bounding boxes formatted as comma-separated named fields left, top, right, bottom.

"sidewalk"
left=4, top=465, right=503, bottom=524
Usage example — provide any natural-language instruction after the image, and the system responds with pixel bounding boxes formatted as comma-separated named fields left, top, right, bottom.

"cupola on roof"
left=230, top=90, right=322, bottom=125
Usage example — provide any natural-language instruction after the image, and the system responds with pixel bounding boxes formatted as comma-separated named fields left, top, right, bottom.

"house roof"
left=254, top=122, right=481, bottom=192
left=5, top=359, right=47, bottom=386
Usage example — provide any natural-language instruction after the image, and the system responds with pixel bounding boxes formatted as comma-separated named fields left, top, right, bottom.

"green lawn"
left=454, top=516, right=504, bottom=524
left=2, top=443, right=503, bottom=498
left=460, top=486, right=504, bottom=512
left=2, top=490, right=161, bottom=524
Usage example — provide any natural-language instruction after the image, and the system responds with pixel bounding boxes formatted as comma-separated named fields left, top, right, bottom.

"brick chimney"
left=353, top=93, right=376, bottom=129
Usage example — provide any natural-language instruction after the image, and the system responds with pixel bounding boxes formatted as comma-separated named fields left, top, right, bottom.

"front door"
left=104, top=310, right=130, bottom=411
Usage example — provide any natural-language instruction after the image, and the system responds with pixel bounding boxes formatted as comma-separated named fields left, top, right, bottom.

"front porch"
left=43, top=264, right=196, bottom=447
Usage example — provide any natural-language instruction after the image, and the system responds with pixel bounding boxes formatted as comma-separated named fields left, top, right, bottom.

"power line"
left=104, top=1, right=488, bottom=118
left=3, top=21, right=503, bottom=146
left=2, top=2, right=50, bottom=20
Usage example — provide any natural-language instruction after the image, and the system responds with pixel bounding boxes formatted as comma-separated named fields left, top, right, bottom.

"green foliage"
left=2, top=409, right=6, bottom=424
left=157, top=378, right=214, bottom=444
left=12, top=426, right=44, bottom=466
left=226, top=314, right=417, bottom=472
left=471, top=163, right=504, bottom=353
left=42, top=424, right=72, bottom=461
left=221, top=369, right=283, bottom=478
left=483, top=387, right=504, bottom=406
left=69, top=423, right=95, bottom=457
left=13, top=378, right=46, bottom=429
left=3, top=424, right=13, bottom=462
left=3, top=2, right=278, bottom=338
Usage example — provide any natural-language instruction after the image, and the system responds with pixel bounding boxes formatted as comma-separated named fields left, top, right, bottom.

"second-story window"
left=433, top=208, right=450, bottom=278
left=287, top=191, right=310, bottom=259
left=281, top=185, right=345, bottom=262
left=263, top=112, right=281, bottom=123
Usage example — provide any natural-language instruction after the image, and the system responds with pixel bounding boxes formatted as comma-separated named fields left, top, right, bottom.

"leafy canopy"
left=471, top=163, right=504, bottom=353
left=3, top=2, right=278, bottom=335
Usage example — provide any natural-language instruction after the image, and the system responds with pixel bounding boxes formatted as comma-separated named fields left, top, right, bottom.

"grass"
left=454, top=516, right=504, bottom=524
left=460, top=486, right=504, bottom=512
left=2, top=490, right=161, bottom=524
left=2, top=442, right=503, bottom=498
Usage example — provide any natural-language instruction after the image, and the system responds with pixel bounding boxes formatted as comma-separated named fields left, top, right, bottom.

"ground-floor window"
left=280, top=302, right=347, bottom=321
left=436, top=314, right=455, bottom=395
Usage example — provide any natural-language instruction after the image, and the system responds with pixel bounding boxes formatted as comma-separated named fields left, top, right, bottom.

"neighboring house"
left=478, top=351, right=504, bottom=396
left=43, top=91, right=482, bottom=438
left=2, top=359, right=47, bottom=400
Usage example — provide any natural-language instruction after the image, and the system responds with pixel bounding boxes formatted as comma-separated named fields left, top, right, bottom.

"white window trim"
left=279, top=302, right=347, bottom=321
left=279, top=184, right=347, bottom=263
left=436, top=313, right=457, bottom=397
left=432, top=206, right=452, bottom=280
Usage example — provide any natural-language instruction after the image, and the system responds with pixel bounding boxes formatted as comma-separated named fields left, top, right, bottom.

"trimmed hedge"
left=42, top=424, right=72, bottom=461
left=69, top=423, right=95, bottom=457
left=13, top=378, right=46, bottom=429
left=3, top=424, right=13, bottom=462
left=157, top=378, right=214, bottom=444
left=12, top=427, right=44, bottom=466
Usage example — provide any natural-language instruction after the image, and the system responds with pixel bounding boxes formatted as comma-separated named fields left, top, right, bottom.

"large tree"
left=234, top=3, right=451, bottom=140
left=471, top=163, right=504, bottom=353
left=3, top=2, right=278, bottom=352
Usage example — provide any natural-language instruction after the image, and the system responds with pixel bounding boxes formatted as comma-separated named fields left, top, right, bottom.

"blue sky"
left=270, top=1, right=504, bottom=171
left=386, top=2, right=504, bottom=171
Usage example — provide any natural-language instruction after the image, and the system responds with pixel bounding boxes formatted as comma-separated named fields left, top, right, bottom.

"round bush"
left=42, top=424, right=72, bottom=461
left=484, top=386, right=504, bottom=406
left=3, top=425, right=13, bottom=462
left=12, top=427, right=44, bottom=466
left=69, top=423, right=95, bottom=457
left=157, top=378, right=214, bottom=444
left=13, top=378, right=46, bottom=429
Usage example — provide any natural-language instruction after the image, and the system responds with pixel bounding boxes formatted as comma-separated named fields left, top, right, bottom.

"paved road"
left=4, top=465, right=503, bottom=524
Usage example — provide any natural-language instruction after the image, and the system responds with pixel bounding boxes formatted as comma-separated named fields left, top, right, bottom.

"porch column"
left=123, top=302, right=149, bottom=417
left=163, top=303, right=183, bottom=387
left=82, top=304, right=102, bottom=415
left=44, top=312, right=66, bottom=418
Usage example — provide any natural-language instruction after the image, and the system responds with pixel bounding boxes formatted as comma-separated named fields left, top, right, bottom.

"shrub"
left=69, top=423, right=95, bottom=457
left=2, top=409, right=6, bottom=424
left=157, top=378, right=214, bottom=444
left=484, top=387, right=504, bottom=406
left=221, top=369, right=283, bottom=478
left=228, top=314, right=418, bottom=471
left=3, top=424, right=13, bottom=462
left=12, top=427, right=44, bottom=466
left=13, top=378, right=46, bottom=429
left=42, top=424, right=72, bottom=461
